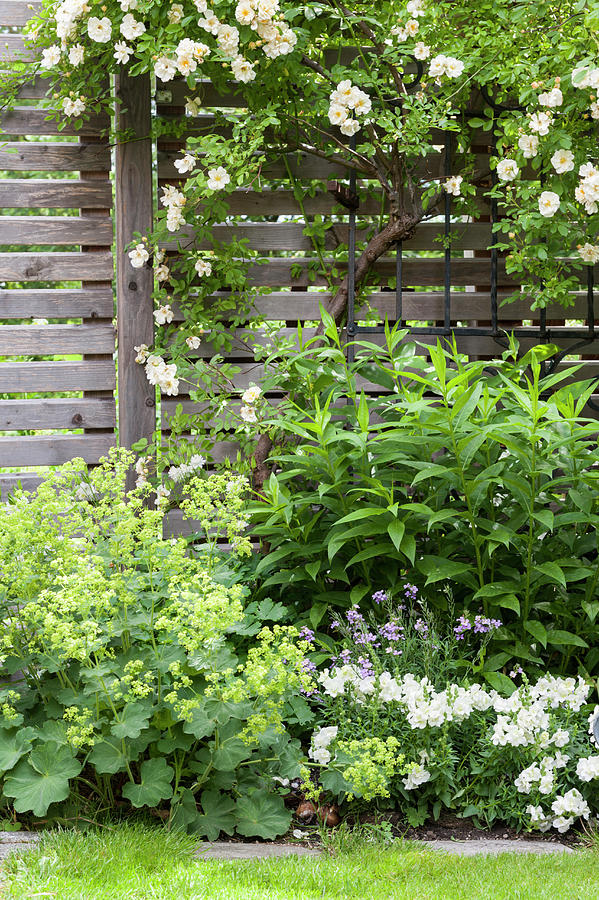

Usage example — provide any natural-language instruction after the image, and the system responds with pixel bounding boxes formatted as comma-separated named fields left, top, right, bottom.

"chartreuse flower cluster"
left=0, top=450, right=309, bottom=839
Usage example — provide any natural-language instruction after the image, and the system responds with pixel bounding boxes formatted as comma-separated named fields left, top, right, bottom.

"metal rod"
left=346, top=133, right=357, bottom=365
left=490, top=115, right=498, bottom=335
left=444, top=130, right=452, bottom=334
left=587, top=264, right=595, bottom=339
left=396, top=241, right=403, bottom=324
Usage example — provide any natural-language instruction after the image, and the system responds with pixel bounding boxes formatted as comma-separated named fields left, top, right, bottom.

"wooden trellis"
left=1, top=0, right=599, bottom=526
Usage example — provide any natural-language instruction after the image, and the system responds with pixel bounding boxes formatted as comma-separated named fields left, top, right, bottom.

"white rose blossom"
left=518, top=134, right=539, bottom=158
left=87, top=16, right=112, bottom=43
left=550, top=149, right=574, bottom=174
left=174, top=154, right=197, bottom=174
left=496, top=158, right=519, bottom=181
left=128, top=243, right=149, bottom=268
left=444, top=175, right=463, bottom=196
left=538, top=190, right=560, bottom=217
left=206, top=167, right=231, bottom=190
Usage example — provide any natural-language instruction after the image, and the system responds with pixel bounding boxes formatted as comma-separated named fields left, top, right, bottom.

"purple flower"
left=414, top=618, right=429, bottom=637
left=331, top=619, right=340, bottom=631
left=454, top=615, right=472, bottom=641
left=346, top=606, right=364, bottom=625
left=404, top=583, right=418, bottom=601
left=473, top=614, right=502, bottom=634
left=301, top=658, right=317, bottom=675
left=299, top=626, right=315, bottom=643
left=379, top=621, right=404, bottom=642
left=372, top=590, right=388, bottom=605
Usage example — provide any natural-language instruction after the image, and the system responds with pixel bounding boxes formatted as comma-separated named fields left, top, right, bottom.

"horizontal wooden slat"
left=162, top=325, right=599, bottom=363
left=0, top=433, right=115, bottom=466
left=0, top=397, right=116, bottom=430
left=14, top=76, right=50, bottom=99
left=0, top=473, right=44, bottom=499
left=171, top=290, right=595, bottom=324
left=162, top=221, right=495, bottom=253
left=0, top=179, right=113, bottom=209
left=0, top=34, right=33, bottom=61
left=0, top=108, right=109, bottom=136
left=0, top=360, right=115, bottom=392
left=0, top=143, right=110, bottom=172
left=0, top=324, right=114, bottom=355
left=193, top=189, right=384, bottom=217
left=0, top=216, right=113, bottom=245
left=0, top=288, right=113, bottom=318
left=0, top=1, right=41, bottom=26
left=238, top=257, right=598, bottom=288
left=157, top=149, right=465, bottom=182
left=0, top=252, right=114, bottom=281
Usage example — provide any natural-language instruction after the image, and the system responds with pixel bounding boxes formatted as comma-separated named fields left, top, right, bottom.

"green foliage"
left=0, top=449, right=313, bottom=837
left=248, top=327, right=599, bottom=674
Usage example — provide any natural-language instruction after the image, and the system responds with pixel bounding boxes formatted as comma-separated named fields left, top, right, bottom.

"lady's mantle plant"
left=13, top=0, right=599, bottom=485
left=0, top=449, right=312, bottom=838
left=306, top=592, right=599, bottom=834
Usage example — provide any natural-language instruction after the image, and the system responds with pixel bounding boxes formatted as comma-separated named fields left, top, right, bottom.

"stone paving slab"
left=0, top=832, right=40, bottom=861
left=194, top=841, right=320, bottom=860
left=422, top=839, right=573, bottom=856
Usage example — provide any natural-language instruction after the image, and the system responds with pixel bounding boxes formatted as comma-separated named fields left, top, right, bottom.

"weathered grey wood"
left=161, top=221, right=495, bottom=253
left=0, top=433, right=115, bottom=466
left=239, top=257, right=597, bottom=288
left=0, top=143, right=110, bottom=172
left=0, top=216, right=113, bottom=245
left=0, top=288, right=113, bottom=318
left=189, top=188, right=385, bottom=217
left=0, top=34, right=33, bottom=61
left=0, top=397, right=116, bottom=429
left=0, top=1, right=41, bottom=26
left=170, top=290, right=594, bottom=325
left=0, top=252, right=113, bottom=281
left=157, top=149, right=481, bottom=182
left=0, top=360, right=116, bottom=392
left=10, top=76, right=50, bottom=99
left=0, top=179, right=113, bottom=208
left=0, top=324, right=115, bottom=355
left=0, top=108, right=109, bottom=136
left=115, top=68, right=156, bottom=460
left=0, top=473, right=44, bottom=499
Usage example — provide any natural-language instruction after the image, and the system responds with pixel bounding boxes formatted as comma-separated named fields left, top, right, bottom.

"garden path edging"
left=0, top=832, right=574, bottom=862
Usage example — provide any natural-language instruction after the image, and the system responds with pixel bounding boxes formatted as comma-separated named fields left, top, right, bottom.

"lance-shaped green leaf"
left=4, top=743, right=82, bottom=816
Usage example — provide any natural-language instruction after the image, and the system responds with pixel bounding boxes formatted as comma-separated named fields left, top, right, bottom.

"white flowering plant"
left=5, top=0, right=596, bottom=484
left=305, top=595, right=599, bottom=833
left=0, top=449, right=313, bottom=837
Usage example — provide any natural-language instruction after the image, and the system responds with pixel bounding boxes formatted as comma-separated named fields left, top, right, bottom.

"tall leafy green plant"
left=248, top=317, right=599, bottom=676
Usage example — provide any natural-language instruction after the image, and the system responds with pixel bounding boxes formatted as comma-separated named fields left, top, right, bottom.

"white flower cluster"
left=308, top=725, right=338, bottom=765
left=62, top=95, right=86, bottom=117
left=234, top=0, right=297, bottom=59
left=155, top=38, right=210, bottom=82
left=576, top=755, right=599, bottom=782
left=578, top=243, right=599, bottom=264
left=572, top=65, right=599, bottom=90
left=403, top=755, right=431, bottom=791
left=576, top=162, right=599, bottom=215
left=514, top=753, right=568, bottom=795
left=327, top=80, right=372, bottom=137
left=240, top=384, right=262, bottom=424
left=168, top=454, right=206, bottom=483
left=492, top=676, right=588, bottom=747
left=128, top=242, right=149, bottom=268
left=526, top=787, right=591, bottom=833
left=429, top=54, right=465, bottom=80
left=134, top=347, right=180, bottom=396
left=161, top=185, right=187, bottom=232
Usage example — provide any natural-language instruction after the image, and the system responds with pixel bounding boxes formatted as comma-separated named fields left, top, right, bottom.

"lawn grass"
left=1, top=823, right=599, bottom=900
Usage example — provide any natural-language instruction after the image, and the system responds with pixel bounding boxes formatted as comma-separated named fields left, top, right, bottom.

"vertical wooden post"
left=115, top=68, right=155, bottom=476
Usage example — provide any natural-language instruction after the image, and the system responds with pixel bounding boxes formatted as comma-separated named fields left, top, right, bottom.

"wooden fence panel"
left=0, top=1, right=117, bottom=499
left=1, top=9, right=598, bottom=516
